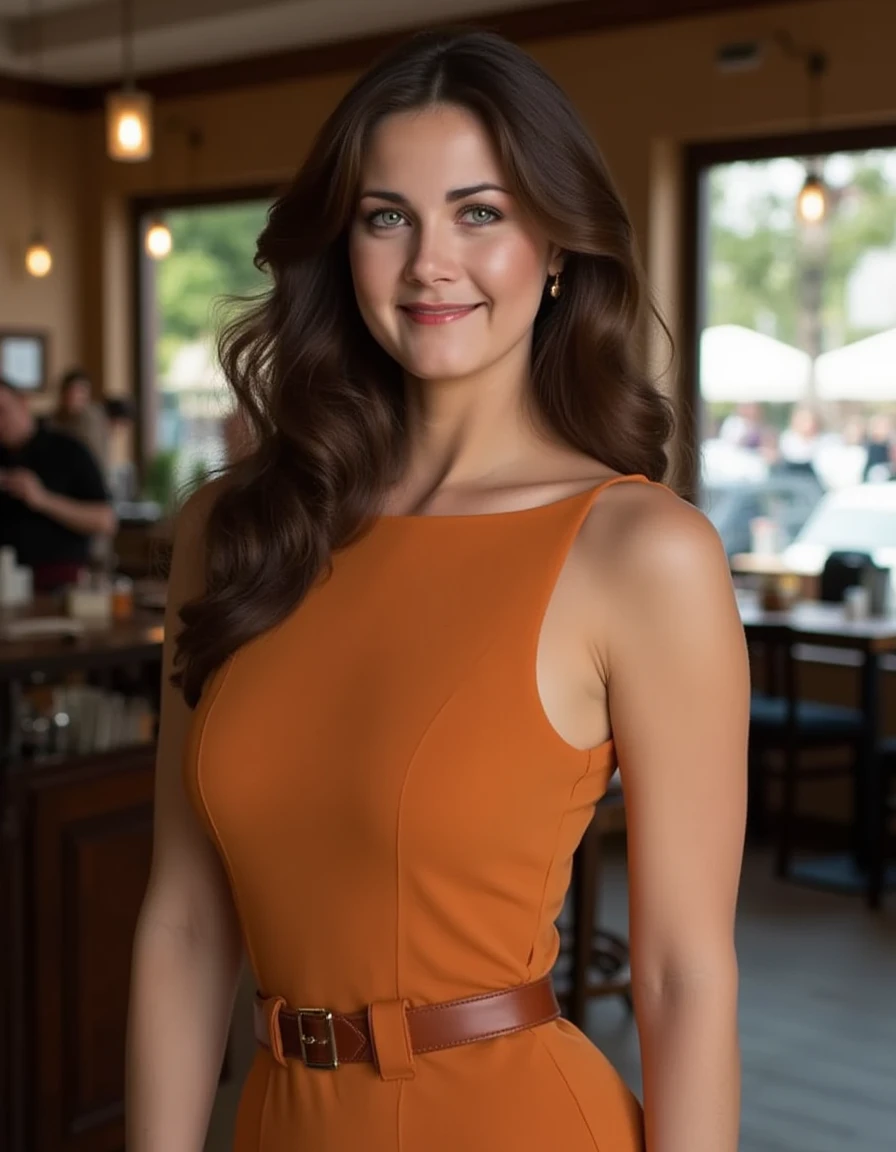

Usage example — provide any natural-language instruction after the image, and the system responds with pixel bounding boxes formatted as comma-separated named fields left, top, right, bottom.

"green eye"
left=369, top=209, right=405, bottom=228
left=463, top=205, right=501, bottom=225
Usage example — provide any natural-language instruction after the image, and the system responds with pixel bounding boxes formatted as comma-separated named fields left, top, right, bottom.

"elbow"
left=102, top=504, right=118, bottom=536
left=632, top=947, right=739, bottom=1009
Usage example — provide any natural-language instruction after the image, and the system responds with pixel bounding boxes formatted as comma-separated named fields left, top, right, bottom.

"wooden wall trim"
left=1, top=0, right=817, bottom=112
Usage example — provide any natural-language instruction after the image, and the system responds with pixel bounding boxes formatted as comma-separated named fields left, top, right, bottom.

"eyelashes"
left=364, top=204, right=504, bottom=230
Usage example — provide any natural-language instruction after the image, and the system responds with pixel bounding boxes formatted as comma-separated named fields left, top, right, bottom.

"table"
left=738, top=592, right=896, bottom=894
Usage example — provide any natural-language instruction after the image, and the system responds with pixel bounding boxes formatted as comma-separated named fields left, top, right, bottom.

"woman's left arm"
left=601, top=490, right=749, bottom=1152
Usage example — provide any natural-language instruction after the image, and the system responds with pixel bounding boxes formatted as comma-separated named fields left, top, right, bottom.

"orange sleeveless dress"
left=185, top=474, right=649, bottom=1151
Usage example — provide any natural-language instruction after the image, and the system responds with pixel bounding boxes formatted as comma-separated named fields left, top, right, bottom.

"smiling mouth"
left=399, top=304, right=482, bottom=325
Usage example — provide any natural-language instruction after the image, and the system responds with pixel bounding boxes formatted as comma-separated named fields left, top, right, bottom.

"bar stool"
left=561, top=772, right=633, bottom=1029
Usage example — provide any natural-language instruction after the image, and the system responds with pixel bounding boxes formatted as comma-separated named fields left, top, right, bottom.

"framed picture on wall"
left=0, top=329, right=49, bottom=392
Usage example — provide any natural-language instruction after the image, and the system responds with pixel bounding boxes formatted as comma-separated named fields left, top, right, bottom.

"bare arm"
left=0, top=466, right=116, bottom=535
left=126, top=480, right=243, bottom=1152
left=37, top=488, right=117, bottom=536
left=601, top=489, right=748, bottom=1152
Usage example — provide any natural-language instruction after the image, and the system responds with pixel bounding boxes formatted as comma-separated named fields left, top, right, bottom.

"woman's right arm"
left=126, top=480, right=243, bottom=1152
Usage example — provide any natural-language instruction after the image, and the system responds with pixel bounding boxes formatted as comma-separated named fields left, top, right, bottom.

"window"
left=693, top=143, right=896, bottom=564
left=137, top=195, right=272, bottom=508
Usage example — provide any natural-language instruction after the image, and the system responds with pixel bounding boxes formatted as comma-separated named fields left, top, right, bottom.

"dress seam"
left=193, top=653, right=264, bottom=978
left=256, top=1058, right=275, bottom=1151
left=533, top=1029, right=604, bottom=1152
left=526, top=747, right=594, bottom=981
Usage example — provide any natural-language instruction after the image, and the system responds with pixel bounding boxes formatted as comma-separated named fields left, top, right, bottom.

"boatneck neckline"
left=375, top=476, right=643, bottom=521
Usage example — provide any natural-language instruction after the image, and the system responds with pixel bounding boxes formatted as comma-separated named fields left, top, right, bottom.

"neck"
left=399, top=345, right=548, bottom=492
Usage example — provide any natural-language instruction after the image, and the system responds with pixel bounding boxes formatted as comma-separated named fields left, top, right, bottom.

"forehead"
left=361, top=104, right=505, bottom=191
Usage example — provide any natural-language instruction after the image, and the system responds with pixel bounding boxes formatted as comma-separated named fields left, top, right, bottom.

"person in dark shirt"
left=0, top=377, right=116, bottom=591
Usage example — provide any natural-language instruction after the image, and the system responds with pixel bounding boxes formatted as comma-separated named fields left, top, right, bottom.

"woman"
left=127, top=28, right=748, bottom=1152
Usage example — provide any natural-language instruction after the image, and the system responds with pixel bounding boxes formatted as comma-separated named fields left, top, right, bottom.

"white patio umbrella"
left=814, top=328, right=896, bottom=401
left=699, top=324, right=812, bottom=403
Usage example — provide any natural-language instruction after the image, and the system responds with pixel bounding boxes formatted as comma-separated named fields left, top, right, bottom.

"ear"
left=547, top=246, right=566, bottom=277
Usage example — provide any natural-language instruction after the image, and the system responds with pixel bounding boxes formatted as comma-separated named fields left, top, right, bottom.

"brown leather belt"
left=254, top=975, right=560, bottom=1071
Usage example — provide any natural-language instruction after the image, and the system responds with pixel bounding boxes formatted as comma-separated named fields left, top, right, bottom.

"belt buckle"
left=298, top=1008, right=339, bottom=1069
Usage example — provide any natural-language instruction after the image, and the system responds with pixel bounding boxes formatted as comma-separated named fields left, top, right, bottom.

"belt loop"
left=262, top=995, right=289, bottom=1068
left=368, top=998, right=416, bottom=1081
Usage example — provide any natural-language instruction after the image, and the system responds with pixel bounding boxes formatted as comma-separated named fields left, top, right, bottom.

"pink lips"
left=400, top=303, right=481, bottom=326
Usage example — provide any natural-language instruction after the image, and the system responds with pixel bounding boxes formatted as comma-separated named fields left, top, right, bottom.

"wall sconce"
left=145, top=219, right=172, bottom=260
left=106, top=0, right=153, bottom=161
left=25, top=235, right=52, bottom=278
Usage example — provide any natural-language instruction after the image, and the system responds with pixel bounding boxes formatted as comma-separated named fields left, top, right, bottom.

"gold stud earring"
left=549, top=272, right=561, bottom=299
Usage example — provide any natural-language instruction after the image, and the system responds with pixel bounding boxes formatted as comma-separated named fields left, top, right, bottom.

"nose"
left=404, top=219, right=458, bottom=286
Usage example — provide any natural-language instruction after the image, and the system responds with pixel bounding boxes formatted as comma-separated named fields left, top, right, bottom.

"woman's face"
left=348, top=103, right=559, bottom=385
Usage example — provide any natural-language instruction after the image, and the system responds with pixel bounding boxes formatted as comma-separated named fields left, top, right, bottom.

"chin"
left=402, top=356, right=486, bottom=382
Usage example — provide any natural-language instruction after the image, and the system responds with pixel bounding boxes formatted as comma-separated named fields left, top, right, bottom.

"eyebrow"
left=359, top=183, right=510, bottom=204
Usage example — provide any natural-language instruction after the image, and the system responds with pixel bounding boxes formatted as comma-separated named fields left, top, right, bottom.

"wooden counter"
left=1, top=608, right=164, bottom=1152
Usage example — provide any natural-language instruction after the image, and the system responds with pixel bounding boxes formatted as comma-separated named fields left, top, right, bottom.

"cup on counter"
left=750, top=517, right=779, bottom=556
left=843, top=584, right=871, bottom=621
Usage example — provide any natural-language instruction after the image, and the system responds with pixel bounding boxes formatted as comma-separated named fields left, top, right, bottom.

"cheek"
left=475, top=237, right=546, bottom=304
left=349, top=233, right=401, bottom=316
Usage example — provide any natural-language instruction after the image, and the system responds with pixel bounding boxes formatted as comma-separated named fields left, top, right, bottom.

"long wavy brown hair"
left=174, top=27, right=675, bottom=708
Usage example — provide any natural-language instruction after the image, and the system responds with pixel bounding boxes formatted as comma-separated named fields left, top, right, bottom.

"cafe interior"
left=1, top=1, right=895, bottom=1150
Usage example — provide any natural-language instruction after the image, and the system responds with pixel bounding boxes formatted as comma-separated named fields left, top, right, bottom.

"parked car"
left=783, top=481, right=896, bottom=576
left=702, top=469, right=825, bottom=558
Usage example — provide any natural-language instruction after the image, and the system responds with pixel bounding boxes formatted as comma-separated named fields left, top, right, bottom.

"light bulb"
left=25, top=239, right=52, bottom=277
left=797, top=174, right=827, bottom=224
left=106, top=89, right=153, bottom=161
left=117, top=112, right=145, bottom=152
left=145, top=221, right=172, bottom=259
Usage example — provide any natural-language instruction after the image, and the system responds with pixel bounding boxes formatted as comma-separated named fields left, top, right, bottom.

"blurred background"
left=1, top=2, right=895, bottom=1151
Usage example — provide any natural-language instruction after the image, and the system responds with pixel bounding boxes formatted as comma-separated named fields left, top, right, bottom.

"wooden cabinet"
left=2, top=749, right=155, bottom=1152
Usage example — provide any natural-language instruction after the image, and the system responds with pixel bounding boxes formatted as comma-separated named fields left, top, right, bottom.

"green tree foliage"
left=708, top=151, right=896, bottom=350
left=154, top=200, right=270, bottom=374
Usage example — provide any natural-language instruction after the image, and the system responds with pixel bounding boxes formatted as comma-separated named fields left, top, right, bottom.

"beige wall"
left=0, top=100, right=91, bottom=412
left=4, top=0, right=896, bottom=405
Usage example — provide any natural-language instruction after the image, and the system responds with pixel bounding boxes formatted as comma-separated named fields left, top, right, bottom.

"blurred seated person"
left=52, top=366, right=109, bottom=470
left=0, top=378, right=116, bottom=591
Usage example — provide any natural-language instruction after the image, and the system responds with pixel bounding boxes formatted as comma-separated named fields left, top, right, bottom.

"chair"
left=868, top=737, right=896, bottom=909
left=748, top=631, right=864, bottom=880
left=819, top=550, right=873, bottom=603
left=561, top=773, right=633, bottom=1029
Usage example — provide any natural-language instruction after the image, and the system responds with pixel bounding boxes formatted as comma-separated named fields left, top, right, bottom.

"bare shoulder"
left=174, top=473, right=231, bottom=541
left=578, top=478, right=732, bottom=601
left=166, top=474, right=233, bottom=605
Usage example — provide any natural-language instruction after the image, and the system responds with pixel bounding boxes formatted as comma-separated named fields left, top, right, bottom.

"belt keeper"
left=262, top=995, right=289, bottom=1068
left=368, top=998, right=415, bottom=1081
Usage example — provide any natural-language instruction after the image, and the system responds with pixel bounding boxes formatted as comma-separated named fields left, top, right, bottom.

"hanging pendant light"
left=797, top=173, right=827, bottom=224
left=796, top=51, right=828, bottom=224
left=25, top=0, right=52, bottom=276
left=145, top=218, right=172, bottom=259
left=106, top=0, right=153, bottom=161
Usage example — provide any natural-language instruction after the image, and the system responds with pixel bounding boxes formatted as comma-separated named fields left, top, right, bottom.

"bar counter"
left=0, top=597, right=165, bottom=1152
